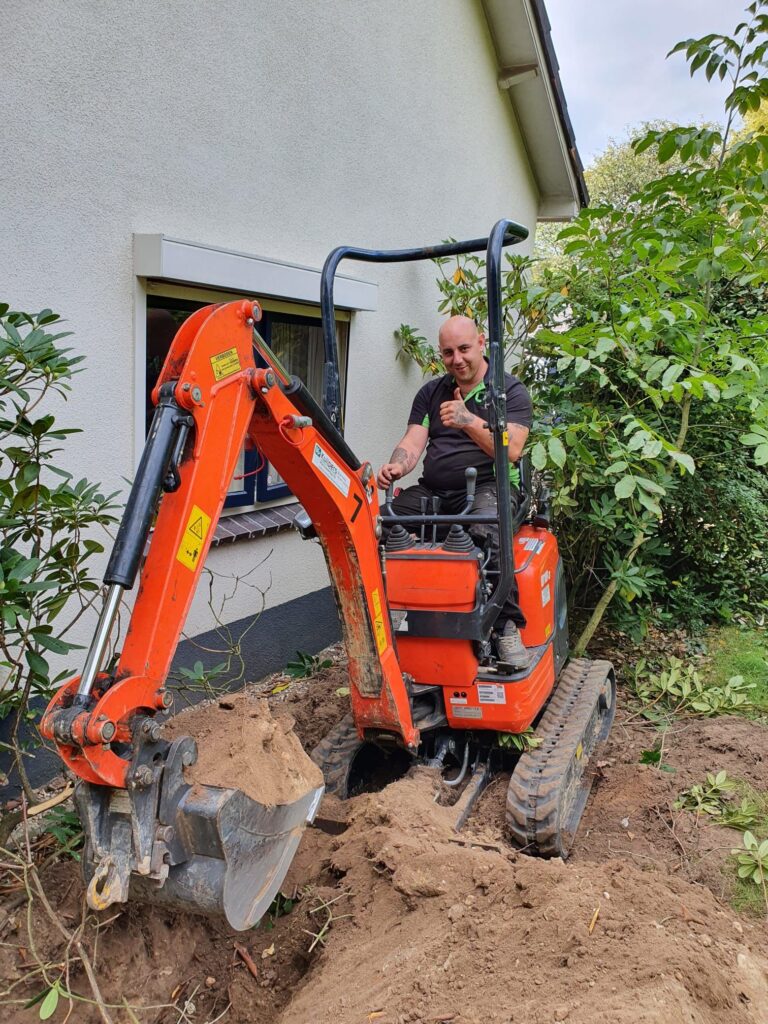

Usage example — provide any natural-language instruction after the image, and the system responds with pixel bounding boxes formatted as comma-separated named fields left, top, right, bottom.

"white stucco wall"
left=2, top=0, right=539, bottom=644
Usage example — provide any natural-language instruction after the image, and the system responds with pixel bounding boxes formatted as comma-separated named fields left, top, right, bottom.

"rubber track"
left=310, top=714, right=363, bottom=798
left=506, top=658, right=615, bottom=859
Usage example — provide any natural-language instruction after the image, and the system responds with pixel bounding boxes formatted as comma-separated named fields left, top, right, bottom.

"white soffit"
left=133, top=234, right=378, bottom=311
left=482, top=0, right=583, bottom=219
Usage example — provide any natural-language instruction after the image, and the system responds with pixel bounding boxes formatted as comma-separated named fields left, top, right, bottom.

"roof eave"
left=482, top=0, right=589, bottom=219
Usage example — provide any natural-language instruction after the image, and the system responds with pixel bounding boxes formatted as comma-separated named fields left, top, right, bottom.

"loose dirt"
left=2, top=648, right=767, bottom=1024
left=163, top=693, right=323, bottom=806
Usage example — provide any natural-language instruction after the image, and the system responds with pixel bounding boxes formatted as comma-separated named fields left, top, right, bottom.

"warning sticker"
left=390, top=609, right=408, bottom=633
left=312, top=443, right=350, bottom=497
left=449, top=695, right=468, bottom=705
left=502, top=430, right=509, bottom=446
left=210, top=347, right=241, bottom=381
left=371, top=588, right=388, bottom=655
left=478, top=683, right=506, bottom=705
left=453, top=706, right=482, bottom=720
left=541, top=584, right=551, bottom=607
left=518, top=537, right=544, bottom=553
left=176, top=504, right=211, bottom=571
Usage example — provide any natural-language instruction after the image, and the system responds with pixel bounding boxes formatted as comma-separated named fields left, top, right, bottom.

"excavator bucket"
left=75, top=734, right=324, bottom=931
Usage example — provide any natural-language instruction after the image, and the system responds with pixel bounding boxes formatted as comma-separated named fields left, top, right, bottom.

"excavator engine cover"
left=76, top=733, right=324, bottom=930
left=386, top=546, right=481, bottom=690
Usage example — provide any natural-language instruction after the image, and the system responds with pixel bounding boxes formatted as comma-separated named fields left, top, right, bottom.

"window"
left=146, top=292, right=349, bottom=511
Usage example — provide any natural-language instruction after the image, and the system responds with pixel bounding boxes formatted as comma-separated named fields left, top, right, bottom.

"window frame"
left=142, top=282, right=350, bottom=513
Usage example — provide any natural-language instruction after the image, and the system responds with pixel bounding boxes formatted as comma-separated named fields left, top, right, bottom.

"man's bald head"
left=438, top=315, right=482, bottom=348
left=437, top=316, right=487, bottom=390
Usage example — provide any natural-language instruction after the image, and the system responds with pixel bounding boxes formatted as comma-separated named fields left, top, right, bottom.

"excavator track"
left=311, top=715, right=365, bottom=797
left=506, top=658, right=615, bottom=859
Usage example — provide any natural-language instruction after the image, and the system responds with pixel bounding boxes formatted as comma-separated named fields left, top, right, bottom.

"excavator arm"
left=40, top=298, right=415, bottom=927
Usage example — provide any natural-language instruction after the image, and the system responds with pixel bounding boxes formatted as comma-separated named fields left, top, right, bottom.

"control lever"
left=385, top=481, right=396, bottom=515
left=461, top=467, right=477, bottom=515
left=431, top=496, right=440, bottom=545
left=420, top=496, right=428, bottom=544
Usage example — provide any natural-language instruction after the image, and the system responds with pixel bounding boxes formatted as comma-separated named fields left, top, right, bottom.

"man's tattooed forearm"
left=391, top=447, right=416, bottom=470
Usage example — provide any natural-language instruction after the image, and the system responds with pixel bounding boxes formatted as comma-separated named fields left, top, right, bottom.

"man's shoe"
left=497, top=622, right=530, bottom=670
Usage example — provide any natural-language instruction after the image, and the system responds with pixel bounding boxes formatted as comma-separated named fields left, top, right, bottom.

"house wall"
left=2, top=0, right=538, bottom=649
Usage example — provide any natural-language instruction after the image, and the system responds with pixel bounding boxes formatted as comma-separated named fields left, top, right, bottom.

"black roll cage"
left=318, top=218, right=529, bottom=635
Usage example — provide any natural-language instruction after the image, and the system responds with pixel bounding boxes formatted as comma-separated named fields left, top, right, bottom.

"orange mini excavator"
left=41, top=220, right=615, bottom=930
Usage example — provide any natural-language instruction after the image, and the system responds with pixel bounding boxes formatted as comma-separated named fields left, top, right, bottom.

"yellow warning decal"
left=575, top=741, right=584, bottom=760
left=544, top=622, right=552, bottom=639
left=502, top=430, right=509, bottom=446
left=371, top=588, right=388, bottom=655
left=176, top=505, right=211, bottom=571
left=210, top=347, right=241, bottom=381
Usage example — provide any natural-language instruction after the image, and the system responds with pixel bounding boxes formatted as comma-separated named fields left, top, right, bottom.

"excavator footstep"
left=77, top=739, right=324, bottom=931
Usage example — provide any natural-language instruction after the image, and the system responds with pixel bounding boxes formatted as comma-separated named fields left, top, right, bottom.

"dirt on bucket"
left=162, top=692, right=323, bottom=805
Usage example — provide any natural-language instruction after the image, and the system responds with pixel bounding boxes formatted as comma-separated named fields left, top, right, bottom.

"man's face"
left=438, top=325, right=486, bottom=384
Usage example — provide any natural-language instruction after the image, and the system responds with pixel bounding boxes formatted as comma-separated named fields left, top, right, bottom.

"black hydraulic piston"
left=104, top=384, right=193, bottom=590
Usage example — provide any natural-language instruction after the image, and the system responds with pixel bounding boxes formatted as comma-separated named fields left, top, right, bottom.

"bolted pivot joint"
left=130, top=765, right=154, bottom=789
left=42, top=703, right=116, bottom=747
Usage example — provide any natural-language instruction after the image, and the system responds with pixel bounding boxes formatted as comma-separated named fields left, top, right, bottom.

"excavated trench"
left=2, top=655, right=767, bottom=1024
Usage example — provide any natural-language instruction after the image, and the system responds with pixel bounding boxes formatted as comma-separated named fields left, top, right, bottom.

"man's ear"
left=478, top=333, right=486, bottom=350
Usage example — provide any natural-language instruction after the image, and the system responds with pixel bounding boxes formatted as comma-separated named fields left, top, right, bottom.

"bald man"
left=377, top=316, right=533, bottom=669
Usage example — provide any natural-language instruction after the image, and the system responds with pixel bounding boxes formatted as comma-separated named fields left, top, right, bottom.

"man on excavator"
left=377, top=314, right=533, bottom=669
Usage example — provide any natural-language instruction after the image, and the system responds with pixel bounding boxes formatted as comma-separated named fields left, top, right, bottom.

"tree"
left=528, top=3, right=768, bottom=649
left=0, top=306, right=117, bottom=844
left=398, top=2, right=768, bottom=649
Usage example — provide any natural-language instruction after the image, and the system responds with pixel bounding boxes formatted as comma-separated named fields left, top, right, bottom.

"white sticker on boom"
left=390, top=610, right=408, bottom=632
left=449, top=695, right=468, bottom=705
left=312, top=443, right=350, bottom=497
left=541, top=584, right=551, bottom=607
left=453, top=706, right=482, bottom=719
left=478, top=683, right=506, bottom=705
left=518, top=537, right=544, bottom=553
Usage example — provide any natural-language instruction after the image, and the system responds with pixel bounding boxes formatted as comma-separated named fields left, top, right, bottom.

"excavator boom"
left=41, top=298, right=415, bottom=927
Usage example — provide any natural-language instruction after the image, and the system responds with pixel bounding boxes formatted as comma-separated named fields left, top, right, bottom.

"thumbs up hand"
left=440, top=388, right=475, bottom=430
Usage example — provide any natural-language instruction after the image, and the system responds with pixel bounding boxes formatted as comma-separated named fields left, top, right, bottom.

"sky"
left=544, top=0, right=750, bottom=165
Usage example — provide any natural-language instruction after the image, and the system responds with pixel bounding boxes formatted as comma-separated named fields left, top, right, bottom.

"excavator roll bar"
left=320, top=218, right=530, bottom=634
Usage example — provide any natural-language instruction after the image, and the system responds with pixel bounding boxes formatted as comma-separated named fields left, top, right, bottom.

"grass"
left=723, top=781, right=768, bottom=917
left=702, top=625, right=768, bottom=714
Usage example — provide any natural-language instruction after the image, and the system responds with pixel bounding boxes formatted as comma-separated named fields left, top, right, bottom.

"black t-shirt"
left=407, top=364, right=532, bottom=491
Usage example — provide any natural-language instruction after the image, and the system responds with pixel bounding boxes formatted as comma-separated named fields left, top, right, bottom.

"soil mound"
left=3, top=652, right=768, bottom=1024
left=163, top=693, right=323, bottom=805
left=281, top=769, right=768, bottom=1024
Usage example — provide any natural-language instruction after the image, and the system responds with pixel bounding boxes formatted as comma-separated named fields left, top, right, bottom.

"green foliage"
left=701, top=626, right=768, bottom=711
left=631, top=656, right=757, bottom=717
left=394, top=324, right=441, bottom=376
left=25, top=981, right=62, bottom=1020
left=260, top=889, right=296, bottom=929
left=0, top=306, right=118, bottom=802
left=675, top=770, right=768, bottom=914
left=657, top=430, right=768, bottom=631
left=497, top=727, right=543, bottom=752
left=395, top=9, right=768, bottom=646
left=285, top=650, right=333, bottom=679
left=41, top=805, right=84, bottom=859
left=675, top=770, right=736, bottom=816
left=731, top=831, right=768, bottom=911
left=675, top=772, right=768, bottom=829
left=174, top=658, right=229, bottom=697
left=638, top=738, right=676, bottom=772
